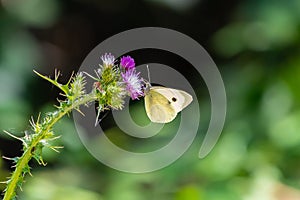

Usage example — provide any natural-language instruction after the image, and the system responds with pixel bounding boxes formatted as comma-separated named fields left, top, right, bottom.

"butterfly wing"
left=144, top=88, right=177, bottom=123
left=151, top=86, right=193, bottom=113
left=176, top=90, right=193, bottom=110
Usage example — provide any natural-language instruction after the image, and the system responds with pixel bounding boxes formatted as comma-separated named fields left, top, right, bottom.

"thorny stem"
left=3, top=94, right=97, bottom=200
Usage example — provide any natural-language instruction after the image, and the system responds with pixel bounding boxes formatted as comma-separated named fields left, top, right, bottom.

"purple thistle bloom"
left=101, top=53, right=115, bottom=67
left=121, top=69, right=144, bottom=100
left=120, top=56, right=135, bottom=70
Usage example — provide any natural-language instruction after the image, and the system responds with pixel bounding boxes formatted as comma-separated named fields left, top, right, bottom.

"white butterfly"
left=143, top=66, right=193, bottom=123
left=144, top=86, right=193, bottom=123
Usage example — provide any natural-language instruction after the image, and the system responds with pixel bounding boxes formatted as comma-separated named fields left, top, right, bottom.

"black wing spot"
left=172, top=97, right=177, bottom=102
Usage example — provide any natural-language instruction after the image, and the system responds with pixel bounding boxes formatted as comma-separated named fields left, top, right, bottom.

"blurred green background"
left=1, top=0, right=300, bottom=199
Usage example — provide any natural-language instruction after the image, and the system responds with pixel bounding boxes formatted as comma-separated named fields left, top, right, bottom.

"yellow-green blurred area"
left=1, top=0, right=300, bottom=199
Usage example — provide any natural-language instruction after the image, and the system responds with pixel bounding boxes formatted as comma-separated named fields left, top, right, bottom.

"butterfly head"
left=142, top=79, right=151, bottom=95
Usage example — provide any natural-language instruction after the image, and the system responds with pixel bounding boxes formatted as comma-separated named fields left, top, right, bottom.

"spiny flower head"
left=121, top=69, right=144, bottom=100
left=95, top=53, right=144, bottom=108
left=109, top=82, right=127, bottom=109
left=69, top=72, right=86, bottom=101
left=101, top=53, right=115, bottom=67
left=120, top=56, right=135, bottom=70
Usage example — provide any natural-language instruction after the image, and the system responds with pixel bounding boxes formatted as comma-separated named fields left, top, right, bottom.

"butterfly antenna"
left=146, top=65, right=151, bottom=85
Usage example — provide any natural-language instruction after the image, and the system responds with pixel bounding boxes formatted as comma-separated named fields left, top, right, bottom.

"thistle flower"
left=101, top=53, right=115, bottom=67
left=98, top=53, right=143, bottom=101
left=120, top=56, right=135, bottom=70
left=121, top=69, right=144, bottom=100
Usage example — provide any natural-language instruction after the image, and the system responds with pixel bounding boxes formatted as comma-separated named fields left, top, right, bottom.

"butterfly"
left=143, top=66, right=193, bottom=123
left=144, top=86, right=193, bottom=123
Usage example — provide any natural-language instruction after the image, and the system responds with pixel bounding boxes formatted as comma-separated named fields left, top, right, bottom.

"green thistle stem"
left=3, top=93, right=97, bottom=200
